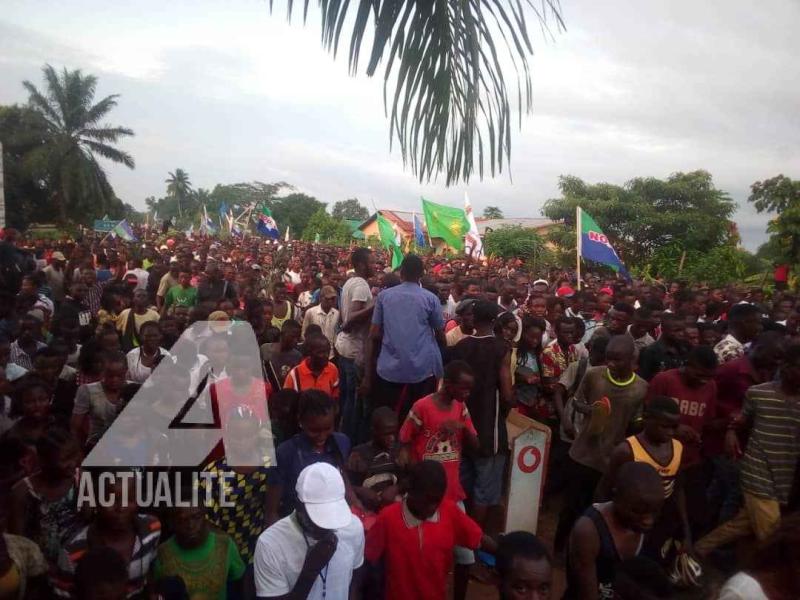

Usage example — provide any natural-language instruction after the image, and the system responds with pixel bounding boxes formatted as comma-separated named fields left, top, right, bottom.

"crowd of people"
left=0, top=225, right=798, bottom=600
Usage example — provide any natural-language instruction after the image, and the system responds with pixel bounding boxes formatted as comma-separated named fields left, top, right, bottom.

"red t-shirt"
left=646, top=369, right=716, bottom=466
left=399, top=395, right=477, bottom=501
left=211, top=377, right=272, bottom=428
left=366, top=500, right=482, bottom=600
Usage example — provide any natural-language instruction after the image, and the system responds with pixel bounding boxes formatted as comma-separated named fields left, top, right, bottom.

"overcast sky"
left=2, top=0, right=798, bottom=250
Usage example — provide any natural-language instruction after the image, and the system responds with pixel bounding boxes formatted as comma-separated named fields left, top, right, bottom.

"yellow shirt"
left=626, top=435, right=682, bottom=498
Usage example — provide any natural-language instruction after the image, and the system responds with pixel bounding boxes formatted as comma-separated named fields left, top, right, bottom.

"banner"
left=422, top=198, right=468, bottom=251
left=377, top=213, right=403, bottom=270
left=93, top=219, right=116, bottom=232
left=577, top=207, right=630, bottom=280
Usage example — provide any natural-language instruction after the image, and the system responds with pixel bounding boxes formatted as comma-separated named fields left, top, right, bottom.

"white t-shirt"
left=125, top=347, right=172, bottom=384
left=334, top=276, right=373, bottom=364
left=718, top=573, right=768, bottom=600
left=254, top=513, right=364, bottom=599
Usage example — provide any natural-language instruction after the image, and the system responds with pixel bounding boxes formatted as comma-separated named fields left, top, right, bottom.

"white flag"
left=284, top=225, right=290, bottom=242
left=464, top=193, right=484, bottom=258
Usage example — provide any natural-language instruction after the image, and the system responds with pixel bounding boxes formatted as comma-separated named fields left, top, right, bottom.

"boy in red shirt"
left=366, top=461, right=491, bottom=600
left=399, top=360, right=479, bottom=600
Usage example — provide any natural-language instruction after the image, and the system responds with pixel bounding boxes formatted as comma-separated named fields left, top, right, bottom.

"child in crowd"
left=154, top=503, right=245, bottom=598
left=366, top=460, right=490, bottom=600
left=267, top=390, right=352, bottom=524
left=8, top=428, right=82, bottom=565
left=495, top=531, right=553, bottom=600
left=283, top=335, right=339, bottom=400
left=70, top=351, right=127, bottom=449
left=2, top=376, right=53, bottom=444
left=514, top=316, right=546, bottom=419
left=348, top=406, right=402, bottom=513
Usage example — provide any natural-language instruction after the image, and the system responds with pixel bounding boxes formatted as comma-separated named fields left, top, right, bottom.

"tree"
left=332, top=198, right=369, bottom=222
left=21, top=65, right=135, bottom=223
left=166, top=169, right=192, bottom=218
left=749, top=175, right=800, bottom=267
left=482, top=206, right=504, bottom=219
left=277, top=1, right=564, bottom=185
left=484, top=226, right=552, bottom=268
left=542, top=171, right=736, bottom=267
left=272, top=193, right=327, bottom=239
left=301, top=209, right=352, bottom=244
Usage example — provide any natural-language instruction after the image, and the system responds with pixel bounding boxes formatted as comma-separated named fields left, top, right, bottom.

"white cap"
left=295, top=463, right=351, bottom=530
left=533, top=279, right=549, bottom=286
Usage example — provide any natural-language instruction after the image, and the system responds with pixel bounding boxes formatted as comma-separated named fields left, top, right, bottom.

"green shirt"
left=154, top=531, right=245, bottom=600
left=164, top=285, right=198, bottom=310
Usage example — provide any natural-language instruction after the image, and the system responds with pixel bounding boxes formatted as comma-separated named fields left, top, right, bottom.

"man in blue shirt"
left=363, top=254, right=446, bottom=419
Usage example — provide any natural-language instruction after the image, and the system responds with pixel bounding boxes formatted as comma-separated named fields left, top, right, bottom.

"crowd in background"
left=0, top=226, right=798, bottom=600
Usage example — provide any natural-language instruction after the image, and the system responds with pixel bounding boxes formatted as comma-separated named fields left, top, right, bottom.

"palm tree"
left=276, top=1, right=564, bottom=185
left=166, top=169, right=192, bottom=217
left=23, top=64, right=135, bottom=222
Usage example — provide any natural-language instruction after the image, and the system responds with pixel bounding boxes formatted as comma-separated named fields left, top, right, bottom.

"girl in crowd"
left=8, top=427, right=82, bottom=565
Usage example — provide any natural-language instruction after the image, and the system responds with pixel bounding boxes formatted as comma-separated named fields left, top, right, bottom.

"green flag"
left=377, top=213, right=403, bottom=270
left=421, top=198, right=468, bottom=251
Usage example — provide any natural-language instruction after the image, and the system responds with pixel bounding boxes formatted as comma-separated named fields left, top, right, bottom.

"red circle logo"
left=517, top=445, right=541, bottom=474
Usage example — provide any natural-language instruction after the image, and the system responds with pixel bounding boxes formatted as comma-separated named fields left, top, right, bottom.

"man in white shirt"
left=123, top=257, right=150, bottom=291
left=254, top=463, right=364, bottom=600
left=335, top=248, right=375, bottom=441
left=302, top=286, right=340, bottom=356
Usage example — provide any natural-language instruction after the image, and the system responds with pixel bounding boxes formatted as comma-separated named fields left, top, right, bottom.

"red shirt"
left=647, top=369, right=717, bottom=466
left=706, top=357, right=759, bottom=456
left=399, top=395, right=477, bottom=501
left=366, top=500, right=482, bottom=600
left=211, top=377, right=272, bottom=427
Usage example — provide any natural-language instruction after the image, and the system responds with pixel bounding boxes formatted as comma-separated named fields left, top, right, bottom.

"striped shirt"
left=739, top=382, right=800, bottom=504
left=53, top=514, right=161, bottom=598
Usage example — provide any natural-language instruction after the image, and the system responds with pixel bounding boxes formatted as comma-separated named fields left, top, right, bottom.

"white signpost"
left=504, top=409, right=552, bottom=534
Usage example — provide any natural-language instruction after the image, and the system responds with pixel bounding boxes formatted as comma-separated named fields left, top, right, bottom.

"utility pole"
left=0, top=142, right=6, bottom=228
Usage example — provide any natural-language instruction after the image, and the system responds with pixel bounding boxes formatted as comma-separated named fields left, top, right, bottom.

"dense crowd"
left=0, top=226, right=798, bottom=600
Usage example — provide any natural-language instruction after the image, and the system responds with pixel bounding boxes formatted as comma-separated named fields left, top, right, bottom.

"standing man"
left=363, top=254, right=445, bottom=419
left=638, top=313, right=691, bottom=381
left=335, top=248, right=375, bottom=441
left=198, top=262, right=238, bottom=305
left=714, top=303, right=762, bottom=365
left=302, top=286, right=340, bottom=355
left=555, top=335, right=648, bottom=551
left=696, top=344, right=800, bottom=555
left=43, top=251, right=67, bottom=305
left=156, top=258, right=180, bottom=312
left=254, top=463, right=364, bottom=600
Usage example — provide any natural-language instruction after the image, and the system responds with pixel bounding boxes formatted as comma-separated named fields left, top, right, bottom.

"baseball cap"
left=533, top=279, right=549, bottom=286
left=51, top=251, right=66, bottom=262
left=556, top=285, right=575, bottom=298
left=296, top=463, right=351, bottom=529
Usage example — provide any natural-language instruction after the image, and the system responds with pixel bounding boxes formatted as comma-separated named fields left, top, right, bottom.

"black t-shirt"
left=450, top=335, right=509, bottom=457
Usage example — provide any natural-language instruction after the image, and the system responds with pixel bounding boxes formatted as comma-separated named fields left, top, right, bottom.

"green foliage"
left=645, top=243, right=761, bottom=286
left=272, top=193, right=326, bottom=238
left=279, top=0, right=563, bottom=185
left=482, top=206, right=504, bottom=219
left=542, top=171, right=736, bottom=267
left=484, top=226, right=552, bottom=269
left=165, top=169, right=192, bottom=218
left=301, top=209, right=352, bottom=244
left=332, top=198, right=369, bottom=222
left=19, top=64, right=135, bottom=223
left=748, top=175, right=800, bottom=266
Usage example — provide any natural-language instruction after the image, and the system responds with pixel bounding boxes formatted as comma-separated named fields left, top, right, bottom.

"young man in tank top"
left=596, top=395, right=692, bottom=563
left=566, top=462, right=665, bottom=600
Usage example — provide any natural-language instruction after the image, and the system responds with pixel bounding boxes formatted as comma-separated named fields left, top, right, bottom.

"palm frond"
left=83, top=140, right=135, bottom=168
left=281, top=0, right=564, bottom=184
left=79, top=125, right=135, bottom=143
left=83, top=94, right=121, bottom=126
left=22, top=80, right=62, bottom=129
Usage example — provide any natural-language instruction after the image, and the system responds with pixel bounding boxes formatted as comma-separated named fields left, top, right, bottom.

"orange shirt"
left=283, top=359, right=340, bottom=400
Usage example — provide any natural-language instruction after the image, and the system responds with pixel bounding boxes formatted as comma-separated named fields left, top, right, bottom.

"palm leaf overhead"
left=276, top=0, right=564, bottom=184
left=22, top=64, right=135, bottom=222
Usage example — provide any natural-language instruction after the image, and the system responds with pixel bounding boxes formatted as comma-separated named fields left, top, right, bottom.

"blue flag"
left=219, top=202, right=229, bottom=220
left=413, top=212, right=427, bottom=247
left=578, top=207, right=630, bottom=280
left=111, top=219, right=136, bottom=242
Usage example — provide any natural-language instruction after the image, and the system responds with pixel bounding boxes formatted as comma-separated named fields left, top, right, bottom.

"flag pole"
left=576, top=206, right=582, bottom=291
